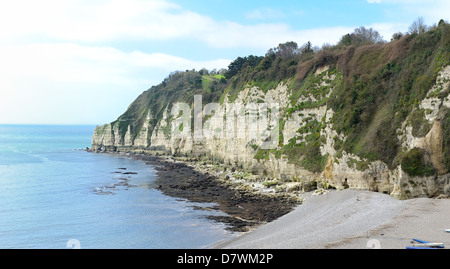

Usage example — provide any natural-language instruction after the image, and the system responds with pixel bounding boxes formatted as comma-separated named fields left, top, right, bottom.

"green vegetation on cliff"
left=327, top=19, right=450, bottom=170
left=443, top=108, right=450, bottom=172
left=401, top=147, right=436, bottom=177
left=101, top=19, right=450, bottom=177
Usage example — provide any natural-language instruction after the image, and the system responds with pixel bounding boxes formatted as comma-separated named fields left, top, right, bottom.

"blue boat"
left=406, top=239, right=445, bottom=249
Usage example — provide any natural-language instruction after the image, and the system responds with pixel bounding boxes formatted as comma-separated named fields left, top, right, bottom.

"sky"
left=0, top=0, right=448, bottom=125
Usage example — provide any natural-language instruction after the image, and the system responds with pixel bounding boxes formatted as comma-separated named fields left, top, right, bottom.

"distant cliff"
left=92, top=21, right=450, bottom=199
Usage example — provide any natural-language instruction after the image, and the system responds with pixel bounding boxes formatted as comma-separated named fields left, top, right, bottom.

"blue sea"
left=0, top=125, right=234, bottom=249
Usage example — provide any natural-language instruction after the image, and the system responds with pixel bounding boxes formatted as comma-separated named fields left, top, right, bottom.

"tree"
left=224, top=57, right=246, bottom=79
left=218, top=68, right=227, bottom=75
left=340, top=34, right=353, bottom=46
left=409, top=17, right=427, bottom=35
left=246, top=55, right=263, bottom=68
left=224, top=55, right=264, bottom=79
left=301, top=41, right=314, bottom=55
left=267, top=41, right=301, bottom=59
left=391, top=32, right=404, bottom=42
left=351, top=26, right=385, bottom=46
left=198, top=68, right=209, bottom=76
left=339, top=27, right=385, bottom=47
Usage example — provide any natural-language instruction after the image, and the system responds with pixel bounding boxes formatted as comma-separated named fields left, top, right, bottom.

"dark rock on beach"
left=132, top=154, right=300, bottom=232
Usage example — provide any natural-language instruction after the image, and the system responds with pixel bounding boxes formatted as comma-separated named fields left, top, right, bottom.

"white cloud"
left=0, top=0, right=350, bottom=49
left=0, top=0, right=205, bottom=42
left=0, top=43, right=231, bottom=124
left=1, top=0, right=448, bottom=49
left=0, top=43, right=230, bottom=83
left=199, top=21, right=354, bottom=50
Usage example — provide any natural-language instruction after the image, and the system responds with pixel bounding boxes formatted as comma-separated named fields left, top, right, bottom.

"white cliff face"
left=398, top=65, right=450, bottom=151
left=92, top=124, right=114, bottom=150
left=148, top=103, right=194, bottom=154
left=113, top=123, right=123, bottom=147
left=150, top=107, right=172, bottom=152
left=124, top=125, right=133, bottom=147
left=134, top=111, right=152, bottom=148
left=92, top=65, right=450, bottom=199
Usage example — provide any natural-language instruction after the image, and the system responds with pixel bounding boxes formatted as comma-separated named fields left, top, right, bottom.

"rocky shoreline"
left=88, top=148, right=303, bottom=233
left=127, top=153, right=302, bottom=232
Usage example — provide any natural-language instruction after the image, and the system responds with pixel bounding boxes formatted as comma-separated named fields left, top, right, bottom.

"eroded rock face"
left=92, top=123, right=114, bottom=151
left=419, top=121, right=445, bottom=174
left=91, top=65, right=450, bottom=199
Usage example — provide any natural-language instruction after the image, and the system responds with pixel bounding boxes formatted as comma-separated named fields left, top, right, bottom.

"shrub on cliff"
left=401, top=148, right=435, bottom=177
left=442, top=108, right=450, bottom=173
left=329, top=20, right=450, bottom=169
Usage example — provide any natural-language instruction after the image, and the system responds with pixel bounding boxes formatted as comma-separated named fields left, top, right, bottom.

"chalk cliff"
left=91, top=22, right=450, bottom=199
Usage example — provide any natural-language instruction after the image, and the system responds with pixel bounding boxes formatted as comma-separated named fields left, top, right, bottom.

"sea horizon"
left=0, top=123, right=98, bottom=127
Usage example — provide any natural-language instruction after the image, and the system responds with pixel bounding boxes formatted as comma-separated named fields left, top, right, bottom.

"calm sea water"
left=0, top=125, right=234, bottom=249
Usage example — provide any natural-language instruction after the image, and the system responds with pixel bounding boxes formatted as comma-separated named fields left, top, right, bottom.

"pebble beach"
left=213, top=189, right=450, bottom=249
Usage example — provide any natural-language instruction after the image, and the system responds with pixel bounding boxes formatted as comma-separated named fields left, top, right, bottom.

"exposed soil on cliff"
left=131, top=154, right=300, bottom=233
